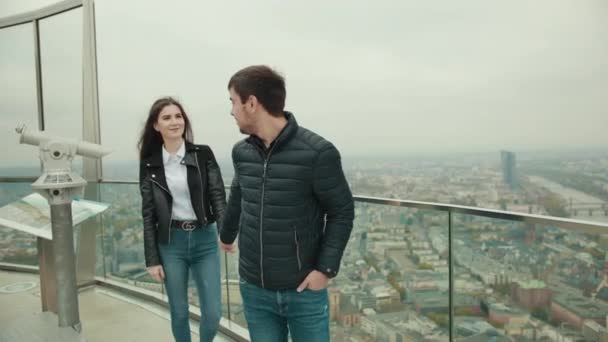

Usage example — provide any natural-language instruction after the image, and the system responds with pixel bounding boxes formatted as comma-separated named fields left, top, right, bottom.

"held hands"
left=297, top=270, right=329, bottom=292
left=147, top=265, right=165, bottom=282
left=219, top=239, right=236, bottom=253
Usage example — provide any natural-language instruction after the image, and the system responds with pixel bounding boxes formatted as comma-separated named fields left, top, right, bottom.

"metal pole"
left=448, top=210, right=454, bottom=341
left=50, top=202, right=81, bottom=331
left=33, top=19, right=45, bottom=132
left=224, top=251, right=231, bottom=321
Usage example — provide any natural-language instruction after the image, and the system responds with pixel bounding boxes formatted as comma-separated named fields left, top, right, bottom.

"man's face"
left=229, top=87, right=254, bottom=135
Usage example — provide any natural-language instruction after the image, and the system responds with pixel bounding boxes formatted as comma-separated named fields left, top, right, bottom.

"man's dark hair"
left=228, top=65, right=286, bottom=117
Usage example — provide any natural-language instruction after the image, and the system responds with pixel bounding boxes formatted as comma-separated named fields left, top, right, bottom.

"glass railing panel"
left=38, top=8, right=84, bottom=175
left=0, top=23, right=39, bottom=178
left=97, top=182, right=159, bottom=291
left=332, top=201, right=450, bottom=341
left=452, top=213, right=608, bottom=341
left=0, top=182, right=39, bottom=266
left=221, top=238, right=246, bottom=328
left=222, top=185, right=241, bottom=325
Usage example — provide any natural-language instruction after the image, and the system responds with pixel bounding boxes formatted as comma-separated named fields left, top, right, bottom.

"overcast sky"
left=1, top=0, right=607, bottom=170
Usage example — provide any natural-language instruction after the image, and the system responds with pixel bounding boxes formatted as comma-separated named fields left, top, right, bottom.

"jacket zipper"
left=150, top=178, right=173, bottom=244
left=193, top=152, right=208, bottom=225
left=260, top=159, right=268, bottom=288
left=258, top=143, right=277, bottom=289
left=294, top=228, right=302, bottom=270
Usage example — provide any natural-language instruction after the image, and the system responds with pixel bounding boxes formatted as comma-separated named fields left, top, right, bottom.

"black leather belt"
left=171, top=220, right=201, bottom=231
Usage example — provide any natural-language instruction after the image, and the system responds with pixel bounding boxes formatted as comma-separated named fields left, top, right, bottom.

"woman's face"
left=154, top=104, right=185, bottom=142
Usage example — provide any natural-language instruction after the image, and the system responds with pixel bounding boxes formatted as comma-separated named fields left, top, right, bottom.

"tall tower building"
left=501, top=150, right=517, bottom=189
left=359, top=232, right=368, bottom=257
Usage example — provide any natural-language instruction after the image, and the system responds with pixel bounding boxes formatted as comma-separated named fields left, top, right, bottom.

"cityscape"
left=2, top=1, right=607, bottom=340
left=1, top=149, right=608, bottom=341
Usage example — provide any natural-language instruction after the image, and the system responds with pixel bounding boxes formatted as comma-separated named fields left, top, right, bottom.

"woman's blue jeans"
left=159, top=224, right=221, bottom=342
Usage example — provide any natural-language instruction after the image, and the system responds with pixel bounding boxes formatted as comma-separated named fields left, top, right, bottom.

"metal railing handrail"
left=0, top=0, right=82, bottom=29
left=12, top=178, right=605, bottom=233
left=3, top=177, right=607, bottom=234
left=354, top=195, right=608, bottom=235
left=0, top=176, right=39, bottom=182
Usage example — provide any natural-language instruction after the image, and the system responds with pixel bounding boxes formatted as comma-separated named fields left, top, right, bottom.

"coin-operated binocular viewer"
left=16, top=125, right=111, bottom=332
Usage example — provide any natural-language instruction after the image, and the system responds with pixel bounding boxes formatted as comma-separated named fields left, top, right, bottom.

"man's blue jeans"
left=239, top=279, right=329, bottom=342
left=159, top=224, right=221, bottom=342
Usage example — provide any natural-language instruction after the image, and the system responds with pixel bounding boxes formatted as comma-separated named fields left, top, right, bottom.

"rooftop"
left=0, top=270, right=236, bottom=342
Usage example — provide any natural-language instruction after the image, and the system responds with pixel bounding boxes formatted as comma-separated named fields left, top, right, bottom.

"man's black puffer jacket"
left=220, top=112, right=355, bottom=290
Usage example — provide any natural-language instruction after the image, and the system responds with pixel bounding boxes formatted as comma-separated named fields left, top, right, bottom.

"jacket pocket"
left=293, top=226, right=302, bottom=271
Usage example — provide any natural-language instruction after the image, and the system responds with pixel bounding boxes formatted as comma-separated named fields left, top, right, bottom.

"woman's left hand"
left=147, top=265, right=165, bottom=282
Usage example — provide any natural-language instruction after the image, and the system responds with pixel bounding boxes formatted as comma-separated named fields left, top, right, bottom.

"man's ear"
left=246, top=95, right=258, bottom=113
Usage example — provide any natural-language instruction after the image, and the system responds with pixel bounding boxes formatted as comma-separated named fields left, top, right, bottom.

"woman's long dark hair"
left=137, top=97, right=194, bottom=160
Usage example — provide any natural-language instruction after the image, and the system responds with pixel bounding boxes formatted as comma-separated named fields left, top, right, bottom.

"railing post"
left=32, top=18, right=44, bottom=132
left=224, top=251, right=232, bottom=321
left=448, top=210, right=454, bottom=342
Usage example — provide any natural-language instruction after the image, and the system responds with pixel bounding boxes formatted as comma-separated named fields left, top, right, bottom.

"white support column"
left=82, top=0, right=101, bottom=180
left=77, top=0, right=102, bottom=286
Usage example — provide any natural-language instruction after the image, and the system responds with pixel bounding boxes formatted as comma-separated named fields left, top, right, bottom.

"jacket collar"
left=145, top=141, right=198, bottom=167
left=247, top=111, right=298, bottom=152
left=182, top=141, right=199, bottom=167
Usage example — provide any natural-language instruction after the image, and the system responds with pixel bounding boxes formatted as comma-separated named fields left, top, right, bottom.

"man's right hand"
left=219, top=239, right=236, bottom=253
left=147, top=265, right=165, bottom=282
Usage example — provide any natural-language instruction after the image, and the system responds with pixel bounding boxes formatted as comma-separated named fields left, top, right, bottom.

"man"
left=219, top=65, right=354, bottom=342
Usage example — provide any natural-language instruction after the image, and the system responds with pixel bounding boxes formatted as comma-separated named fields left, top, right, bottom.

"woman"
left=138, top=97, right=226, bottom=342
